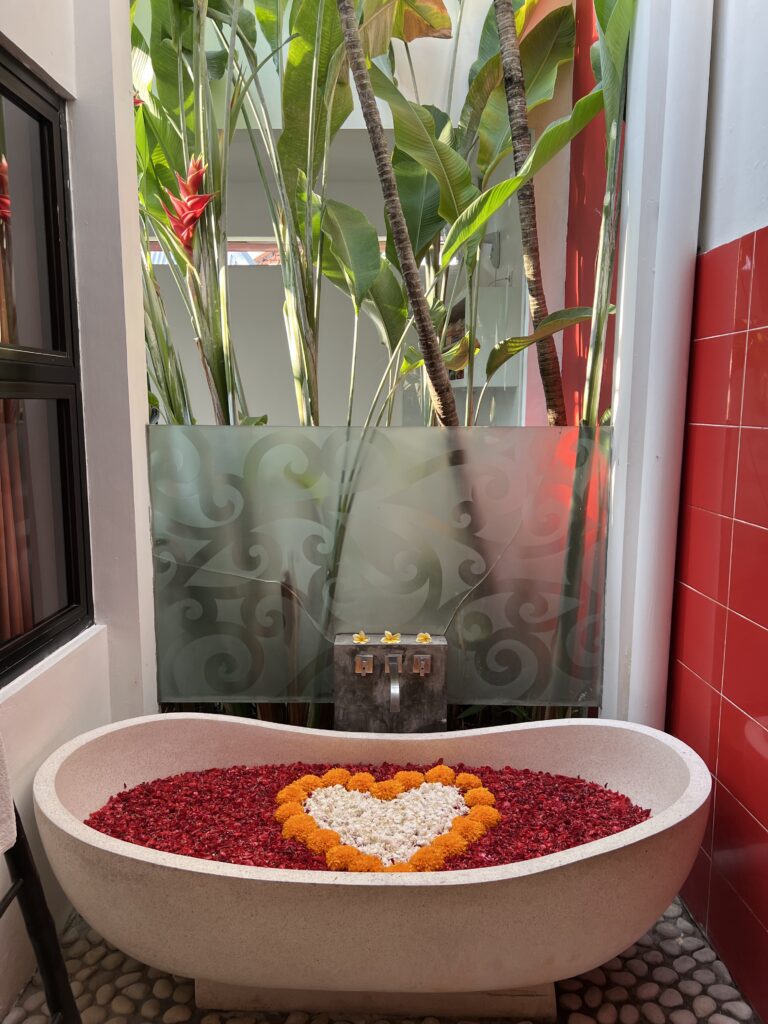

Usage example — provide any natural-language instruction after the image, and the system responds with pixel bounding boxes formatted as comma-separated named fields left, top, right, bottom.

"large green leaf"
left=442, top=87, right=605, bottom=264
left=196, top=0, right=258, bottom=45
left=362, top=258, right=409, bottom=352
left=467, top=0, right=540, bottom=84
left=386, top=148, right=444, bottom=265
left=277, top=0, right=353, bottom=212
left=369, top=64, right=478, bottom=223
left=322, top=199, right=382, bottom=310
left=521, top=4, right=575, bottom=109
left=594, top=0, right=635, bottom=130
left=254, top=0, right=287, bottom=65
left=485, top=307, right=598, bottom=380
left=361, top=0, right=451, bottom=57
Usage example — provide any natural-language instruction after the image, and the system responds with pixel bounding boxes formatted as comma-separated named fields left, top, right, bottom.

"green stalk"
left=445, top=0, right=465, bottom=117
left=403, top=42, right=420, bottom=104
left=347, top=305, right=360, bottom=426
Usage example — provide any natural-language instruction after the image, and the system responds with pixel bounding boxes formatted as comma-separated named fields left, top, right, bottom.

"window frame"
left=0, top=50, right=92, bottom=684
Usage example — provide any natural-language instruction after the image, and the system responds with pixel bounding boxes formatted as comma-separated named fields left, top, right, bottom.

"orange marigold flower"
left=464, top=787, right=495, bottom=807
left=305, top=828, right=342, bottom=854
left=325, top=845, right=359, bottom=870
left=424, top=765, right=456, bottom=785
left=393, top=771, right=425, bottom=790
left=276, top=783, right=307, bottom=805
left=348, top=852, right=384, bottom=872
left=321, top=768, right=351, bottom=787
left=274, top=801, right=305, bottom=824
left=296, top=774, right=324, bottom=793
left=432, top=832, right=469, bottom=856
left=410, top=846, right=447, bottom=871
left=370, top=779, right=404, bottom=801
left=347, top=772, right=376, bottom=792
left=382, top=862, right=416, bottom=872
left=282, top=813, right=317, bottom=839
left=455, top=772, right=483, bottom=791
left=452, top=816, right=486, bottom=842
left=468, top=804, right=501, bottom=827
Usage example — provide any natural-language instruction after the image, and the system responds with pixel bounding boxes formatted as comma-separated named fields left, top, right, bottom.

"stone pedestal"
left=195, top=979, right=557, bottom=1020
left=333, top=634, right=447, bottom=732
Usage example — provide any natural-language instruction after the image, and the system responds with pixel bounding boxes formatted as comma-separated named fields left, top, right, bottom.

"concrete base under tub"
left=195, top=979, right=556, bottom=1019
left=33, top=714, right=711, bottom=1018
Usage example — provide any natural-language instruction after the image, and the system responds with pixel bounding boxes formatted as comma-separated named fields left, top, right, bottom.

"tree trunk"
left=494, top=0, right=567, bottom=427
left=336, top=0, right=459, bottom=427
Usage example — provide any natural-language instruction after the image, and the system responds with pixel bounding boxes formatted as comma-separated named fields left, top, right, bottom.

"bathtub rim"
left=34, top=713, right=711, bottom=889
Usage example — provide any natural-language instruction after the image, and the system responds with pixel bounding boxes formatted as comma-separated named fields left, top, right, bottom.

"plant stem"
left=347, top=305, right=360, bottom=426
left=493, top=0, right=567, bottom=427
left=446, top=0, right=465, bottom=118
left=404, top=43, right=420, bottom=104
left=336, top=0, right=458, bottom=426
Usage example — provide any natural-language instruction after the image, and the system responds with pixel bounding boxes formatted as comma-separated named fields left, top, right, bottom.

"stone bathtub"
left=34, top=714, right=710, bottom=1019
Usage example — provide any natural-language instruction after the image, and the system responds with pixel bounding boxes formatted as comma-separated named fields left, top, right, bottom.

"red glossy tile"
left=671, top=583, right=727, bottom=689
left=751, top=225, right=768, bottom=329
left=742, top=330, right=768, bottom=427
left=723, top=611, right=768, bottom=722
left=676, top=505, right=733, bottom=604
left=735, top=427, right=768, bottom=529
left=680, top=425, right=739, bottom=517
left=729, top=520, right=768, bottom=629
left=717, top=698, right=768, bottom=830
left=687, top=334, right=746, bottom=426
left=712, top=782, right=768, bottom=931
left=692, top=234, right=753, bottom=339
left=680, top=846, right=711, bottom=928
left=667, top=660, right=721, bottom=772
left=708, top=867, right=768, bottom=1022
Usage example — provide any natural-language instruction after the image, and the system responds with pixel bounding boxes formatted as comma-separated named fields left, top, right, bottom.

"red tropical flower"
left=0, top=156, right=10, bottom=223
left=161, top=156, right=213, bottom=253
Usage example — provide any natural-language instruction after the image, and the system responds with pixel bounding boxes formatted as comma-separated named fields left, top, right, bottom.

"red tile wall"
left=667, top=224, right=768, bottom=1020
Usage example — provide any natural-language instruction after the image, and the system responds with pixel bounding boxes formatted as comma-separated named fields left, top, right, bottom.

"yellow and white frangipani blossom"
left=416, top=632, right=432, bottom=644
left=352, top=631, right=369, bottom=644
left=381, top=630, right=401, bottom=644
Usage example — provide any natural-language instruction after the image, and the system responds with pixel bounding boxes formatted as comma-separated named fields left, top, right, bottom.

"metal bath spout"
left=385, top=653, right=402, bottom=713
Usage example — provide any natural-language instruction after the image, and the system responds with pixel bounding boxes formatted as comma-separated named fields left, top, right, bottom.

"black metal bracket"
left=2, top=805, right=80, bottom=1024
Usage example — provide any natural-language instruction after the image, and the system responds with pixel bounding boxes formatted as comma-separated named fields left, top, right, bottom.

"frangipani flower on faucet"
left=352, top=631, right=369, bottom=644
left=381, top=630, right=401, bottom=644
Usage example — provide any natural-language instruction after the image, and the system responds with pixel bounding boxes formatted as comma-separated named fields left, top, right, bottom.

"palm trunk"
left=493, top=0, right=567, bottom=427
left=336, top=0, right=459, bottom=427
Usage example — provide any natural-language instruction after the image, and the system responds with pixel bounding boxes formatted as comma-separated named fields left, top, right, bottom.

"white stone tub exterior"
left=34, top=714, right=710, bottom=1014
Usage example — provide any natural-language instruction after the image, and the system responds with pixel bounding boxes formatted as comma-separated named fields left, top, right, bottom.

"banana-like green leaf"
left=277, top=0, right=353, bottom=212
left=322, top=199, right=382, bottom=310
left=521, top=5, right=575, bottom=109
left=468, top=0, right=541, bottom=84
left=254, top=0, right=287, bottom=64
left=442, top=87, right=604, bottom=264
left=370, top=64, right=478, bottom=223
left=206, top=49, right=228, bottom=79
left=362, top=258, right=409, bottom=352
left=400, top=332, right=480, bottom=376
left=361, top=0, right=451, bottom=57
left=595, top=0, right=635, bottom=130
left=195, top=0, right=258, bottom=45
left=485, top=306, right=609, bottom=380
left=385, top=148, right=444, bottom=266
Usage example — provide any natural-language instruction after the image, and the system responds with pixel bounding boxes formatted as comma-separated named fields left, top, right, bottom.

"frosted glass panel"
left=149, top=425, right=610, bottom=705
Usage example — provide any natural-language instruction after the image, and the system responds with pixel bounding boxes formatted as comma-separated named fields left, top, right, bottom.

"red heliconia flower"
left=0, top=156, right=10, bottom=223
left=133, top=93, right=144, bottom=108
left=161, top=156, right=213, bottom=253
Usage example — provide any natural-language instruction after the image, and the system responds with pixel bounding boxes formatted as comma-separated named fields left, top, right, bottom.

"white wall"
left=698, top=0, right=768, bottom=251
left=0, top=0, right=154, bottom=1011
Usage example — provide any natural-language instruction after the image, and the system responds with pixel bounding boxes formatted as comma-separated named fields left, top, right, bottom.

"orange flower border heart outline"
left=274, top=765, right=501, bottom=872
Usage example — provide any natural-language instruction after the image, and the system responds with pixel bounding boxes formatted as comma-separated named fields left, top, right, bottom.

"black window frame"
left=0, top=50, right=92, bottom=685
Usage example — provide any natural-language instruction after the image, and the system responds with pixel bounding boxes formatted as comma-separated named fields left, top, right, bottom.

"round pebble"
left=585, top=987, right=603, bottom=1008
left=81, top=1008, right=107, bottom=1024
left=693, top=948, right=716, bottom=964
left=679, top=980, right=703, bottom=997
left=713, top=961, right=733, bottom=982
left=673, top=956, right=697, bottom=974
left=653, top=967, right=678, bottom=984
left=141, top=1001, right=162, bottom=1020
left=567, top=1015, right=594, bottom=1024
left=122, top=959, right=142, bottom=972
left=693, top=969, right=717, bottom=985
left=70, top=982, right=85, bottom=998
left=85, top=946, right=107, bottom=966
left=661, top=939, right=684, bottom=956
left=23, top=992, right=46, bottom=1012
left=693, top=995, right=717, bottom=1017
left=604, top=958, right=623, bottom=971
left=681, top=937, right=705, bottom=952
left=88, top=972, right=114, bottom=993
left=637, top=933, right=654, bottom=947
left=622, top=946, right=639, bottom=958
left=284, top=1016, right=309, bottom=1024
left=68, top=940, right=90, bottom=958
left=660, top=989, right=684, bottom=1008
left=123, top=984, right=150, bottom=1000
left=722, top=1002, right=752, bottom=1021
left=62, top=926, right=80, bottom=945
left=66, top=959, right=82, bottom=974
left=582, top=970, right=607, bottom=986
left=627, top=959, right=649, bottom=978
left=86, top=929, right=103, bottom=944
left=116, top=973, right=142, bottom=990
left=598, top=1005, right=618, bottom=1024
left=105, top=1018, right=126, bottom=1024
left=561, top=980, right=584, bottom=992
left=670, top=1012, right=697, bottom=1024
left=636, top=984, right=660, bottom=1001
left=709, top=985, right=740, bottom=1001
left=560, top=994, right=582, bottom=1011
left=76, top=995, right=94, bottom=1011
left=172, top=985, right=193, bottom=1003
left=606, top=987, right=629, bottom=1003
left=709, top=1016, right=740, bottom=1024
left=102, top=953, right=124, bottom=971
left=644, top=952, right=664, bottom=966
left=664, top=903, right=681, bottom=918
left=26, top=1016, right=48, bottom=1024
left=95, top=985, right=115, bottom=1007
left=610, top=972, right=637, bottom=987
left=3, top=1008, right=26, bottom=1024
left=200, top=1016, right=222, bottom=1024
left=641, top=1003, right=665, bottom=1024
left=677, top=918, right=696, bottom=935
left=110, top=997, right=134, bottom=1015
left=153, top=980, right=173, bottom=1000
left=76, top=968, right=96, bottom=982
left=657, top=922, right=681, bottom=938
left=162, top=1009, right=192, bottom=1024
left=620, top=1006, right=640, bottom=1024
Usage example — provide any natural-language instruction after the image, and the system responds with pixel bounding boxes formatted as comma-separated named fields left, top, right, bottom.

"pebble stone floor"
left=3, top=899, right=760, bottom=1024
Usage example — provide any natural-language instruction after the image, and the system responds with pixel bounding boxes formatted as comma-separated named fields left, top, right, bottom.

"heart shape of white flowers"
left=304, top=782, right=469, bottom=866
